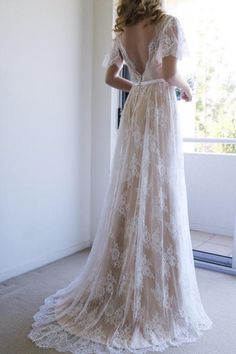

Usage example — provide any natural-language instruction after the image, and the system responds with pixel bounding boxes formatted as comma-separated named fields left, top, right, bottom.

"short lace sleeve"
left=102, top=36, right=124, bottom=69
left=158, top=15, right=190, bottom=61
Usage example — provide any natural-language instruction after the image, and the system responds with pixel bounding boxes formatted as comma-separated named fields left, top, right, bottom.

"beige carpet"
left=0, top=248, right=236, bottom=354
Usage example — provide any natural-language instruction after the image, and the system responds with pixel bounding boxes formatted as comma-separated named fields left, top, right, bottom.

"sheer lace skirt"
left=28, top=81, right=212, bottom=354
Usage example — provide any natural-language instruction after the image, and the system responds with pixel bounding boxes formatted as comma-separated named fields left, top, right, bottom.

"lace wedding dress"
left=28, top=14, right=213, bottom=353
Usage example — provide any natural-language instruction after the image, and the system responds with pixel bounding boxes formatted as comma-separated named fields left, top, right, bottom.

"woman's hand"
left=181, top=87, right=193, bottom=102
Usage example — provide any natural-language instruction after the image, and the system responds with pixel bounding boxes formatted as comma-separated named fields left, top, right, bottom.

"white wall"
left=90, top=0, right=115, bottom=239
left=0, top=0, right=93, bottom=281
left=184, top=153, right=236, bottom=237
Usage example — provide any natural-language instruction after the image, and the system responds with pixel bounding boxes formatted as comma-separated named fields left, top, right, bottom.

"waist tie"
left=133, top=78, right=166, bottom=86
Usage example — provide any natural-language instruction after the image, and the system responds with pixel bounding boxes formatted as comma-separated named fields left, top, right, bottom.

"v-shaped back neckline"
left=116, top=16, right=168, bottom=77
left=117, top=33, right=158, bottom=77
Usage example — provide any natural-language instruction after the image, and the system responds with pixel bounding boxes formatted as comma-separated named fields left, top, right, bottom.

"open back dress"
left=28, top=14, right=213, bottom=354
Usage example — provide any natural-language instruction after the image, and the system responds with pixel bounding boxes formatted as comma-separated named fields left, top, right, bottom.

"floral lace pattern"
left=28, top=14, right=212, bottom=354
left=102, top=36, right=124, bottom=70
left=156, top=16, right=190, bottom=61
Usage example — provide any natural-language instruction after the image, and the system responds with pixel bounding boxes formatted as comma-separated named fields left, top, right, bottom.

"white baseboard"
left=0, top=240, right=92, bottom=282
left=190, top=222, right=233, bottom=237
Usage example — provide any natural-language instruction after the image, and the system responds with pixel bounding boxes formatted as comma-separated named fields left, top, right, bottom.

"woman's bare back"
left=118, top=18, right=165, bottom=75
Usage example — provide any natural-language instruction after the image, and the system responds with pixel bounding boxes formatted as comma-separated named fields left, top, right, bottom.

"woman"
left=28, top=1, right=213, bottom=353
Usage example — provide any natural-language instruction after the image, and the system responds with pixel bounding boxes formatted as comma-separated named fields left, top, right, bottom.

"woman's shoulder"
left=161, top=13, right=178, bottom=26
left=153, top=13, right=175, bottom=33
left=158, top=13, right=182, bottom=36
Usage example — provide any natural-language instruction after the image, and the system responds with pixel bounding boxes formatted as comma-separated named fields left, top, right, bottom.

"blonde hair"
left=113, top=0, right=166, bottom=33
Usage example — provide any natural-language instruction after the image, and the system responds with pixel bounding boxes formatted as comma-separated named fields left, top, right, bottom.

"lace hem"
left=28, top=291, right=213, bottom=354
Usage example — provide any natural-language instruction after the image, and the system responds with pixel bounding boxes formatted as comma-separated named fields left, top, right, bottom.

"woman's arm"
left=105, top=64, right=133, bottom=92
left=162, top=55, right=192, bottom=102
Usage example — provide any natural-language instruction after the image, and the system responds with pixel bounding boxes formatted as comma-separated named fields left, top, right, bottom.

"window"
left=166, top=0, right=236, bottom=154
